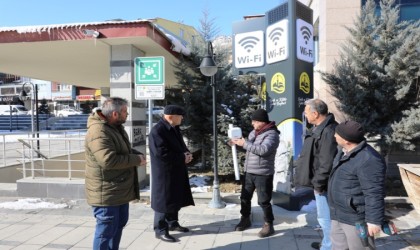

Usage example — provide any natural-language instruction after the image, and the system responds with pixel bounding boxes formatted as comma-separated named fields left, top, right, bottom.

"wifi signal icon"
left=238, top=36, right=260, bottom=53
left=300, top=26, right=312, bottom=44
left=268, top=27, right=284, bottom=46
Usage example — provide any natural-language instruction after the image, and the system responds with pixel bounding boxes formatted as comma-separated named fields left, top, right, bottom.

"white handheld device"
left=228, top=124, right=242, bottom=180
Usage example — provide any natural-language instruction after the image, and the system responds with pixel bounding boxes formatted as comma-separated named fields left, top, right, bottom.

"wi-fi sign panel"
left=300, top=26, right=312, bottom=45
left=238, top=36, right=260, bottom=53
left=234, top=30, right=264, bottom=69
left=296, top=19, right=314, bottom=63
left=266, top=19, right=288, bottom=64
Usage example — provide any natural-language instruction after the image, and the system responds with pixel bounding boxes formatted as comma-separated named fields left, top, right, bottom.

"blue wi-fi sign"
left=234, top=30, right=264, bottom=69
left=296, top=19, right=314, bottom=63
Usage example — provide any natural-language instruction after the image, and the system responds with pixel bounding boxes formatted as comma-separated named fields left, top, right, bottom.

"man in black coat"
left=294, top=99, right=337, bottom=250
left=149, top=105, right=194, bottom=243
left=328, top=121, right=386, bottom=249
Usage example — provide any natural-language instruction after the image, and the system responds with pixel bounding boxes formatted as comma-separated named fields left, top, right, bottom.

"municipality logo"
left=271, top=72, right=286, bottom=94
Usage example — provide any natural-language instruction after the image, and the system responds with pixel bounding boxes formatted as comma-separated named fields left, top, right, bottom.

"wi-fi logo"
left=268, top=27, right=284, bottom=46
left=238, top=36, right=260, bottom=53
left=300, top=26, right=312, bottom=44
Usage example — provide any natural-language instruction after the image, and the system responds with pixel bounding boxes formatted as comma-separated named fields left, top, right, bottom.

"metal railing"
left=19, top=137, right=85, bottom=179
left=0, top=130, right=87, bottom=180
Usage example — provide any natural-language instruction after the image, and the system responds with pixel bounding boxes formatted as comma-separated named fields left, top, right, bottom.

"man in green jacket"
left=85, top=97, right=146, bottom=250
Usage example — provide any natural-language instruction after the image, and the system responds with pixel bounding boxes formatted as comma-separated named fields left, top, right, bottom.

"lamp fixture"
left=199, top=41, right=225, bottom=209
left=82, top=29, right=100, bottom=38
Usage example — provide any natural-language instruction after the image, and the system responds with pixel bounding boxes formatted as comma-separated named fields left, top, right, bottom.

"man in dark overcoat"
left=149, top=104, right=194, bottom=243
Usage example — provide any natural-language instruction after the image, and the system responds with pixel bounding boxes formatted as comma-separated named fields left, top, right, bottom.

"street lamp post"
left=20, top=82, right=40, bottom=153
left=200, top=42, right=226, bottom=209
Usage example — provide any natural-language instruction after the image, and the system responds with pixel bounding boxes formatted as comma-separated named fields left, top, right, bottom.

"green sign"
left=134, top=57, right=165, bottom=84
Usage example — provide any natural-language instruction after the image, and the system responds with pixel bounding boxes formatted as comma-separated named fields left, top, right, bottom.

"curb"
left=140, top=190, right=412, bottom=206
left=140, top=190, right=241, bottom=204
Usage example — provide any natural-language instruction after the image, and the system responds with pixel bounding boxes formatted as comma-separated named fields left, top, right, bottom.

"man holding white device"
left=229, top=109, right=280, bottom=238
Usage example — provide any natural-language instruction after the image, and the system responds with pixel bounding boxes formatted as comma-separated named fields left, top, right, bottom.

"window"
left=361, top=0, right=420, bottom=21
left=0, top=87, right=14, bottom=95
left=400, top=4, right=420, bottom=21
left=179, top=28, right=184, bottom=39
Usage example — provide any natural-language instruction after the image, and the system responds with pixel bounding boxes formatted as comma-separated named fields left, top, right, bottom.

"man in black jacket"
left=294, top=99, right=337, bottom=250
left=328, top=121, right=386, bottom=249
left=149, top=105, right=195, bottom=243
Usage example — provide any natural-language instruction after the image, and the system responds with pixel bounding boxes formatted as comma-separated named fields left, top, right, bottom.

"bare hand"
left=367, top=223, right=381, bottom=236
left=184, top=152, right=193, bottom=164
left=138, top=155, right=147, bottom=166
left=232, top=138, right=245, bottom=147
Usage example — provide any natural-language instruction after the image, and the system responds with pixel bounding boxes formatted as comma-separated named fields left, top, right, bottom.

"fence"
left=0, top=130, right=87, bottom=180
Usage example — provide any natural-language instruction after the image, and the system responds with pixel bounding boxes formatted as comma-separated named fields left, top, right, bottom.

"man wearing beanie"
left=294, top=99, right=337, bottom=250
left=328, top=121, right=386, bottom=249
left=229, top=108, right=280, bottom=238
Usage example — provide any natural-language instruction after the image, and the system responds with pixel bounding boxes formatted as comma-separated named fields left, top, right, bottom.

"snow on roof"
left=0, top=19, right=192, bottom=56
left=0, top=19, right=150, bottom=34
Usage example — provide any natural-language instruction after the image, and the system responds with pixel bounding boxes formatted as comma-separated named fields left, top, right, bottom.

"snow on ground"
left=189, top=175, right=211, bottom=193
left=140, top=175, right=212, bottom=193
left=0, top=198, right=68, bottom=210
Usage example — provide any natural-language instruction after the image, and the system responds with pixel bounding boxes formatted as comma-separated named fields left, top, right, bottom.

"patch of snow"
left=189, top=175, right=211, bottom=193
left=0, top=198, right=68, bottom=210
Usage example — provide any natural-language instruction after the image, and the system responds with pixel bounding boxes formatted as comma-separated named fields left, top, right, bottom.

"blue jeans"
left=315, top=192, right=331, bottom=250
left=93, top=204, right=129, bottom=250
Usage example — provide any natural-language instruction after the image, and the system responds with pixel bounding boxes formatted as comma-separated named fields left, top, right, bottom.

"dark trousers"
left=153, top=210, right=179, bottom=235
left=240, top=172, right=274, bottom=223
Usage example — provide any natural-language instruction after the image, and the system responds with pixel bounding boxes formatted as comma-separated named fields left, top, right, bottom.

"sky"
left=0, top=0, right=285, bottom=36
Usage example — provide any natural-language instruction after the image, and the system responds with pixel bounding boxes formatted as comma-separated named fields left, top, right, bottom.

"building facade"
left=308, top=0, right=420, bottom=121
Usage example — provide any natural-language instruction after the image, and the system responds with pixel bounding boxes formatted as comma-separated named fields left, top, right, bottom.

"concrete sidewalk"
left=0, top=194, right=419, bottom=250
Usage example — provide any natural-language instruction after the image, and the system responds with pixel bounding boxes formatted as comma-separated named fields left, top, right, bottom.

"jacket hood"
left=87, top=112, right=107, bottom=129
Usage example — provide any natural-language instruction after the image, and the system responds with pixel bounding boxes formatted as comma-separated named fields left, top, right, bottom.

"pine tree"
left=320, top=0, right=420, bottom=154
left=167, top=9, right=218, bottom=170
left=217, top=74, right=261, bottom=175
left=170, top=9, right=261, bottom=173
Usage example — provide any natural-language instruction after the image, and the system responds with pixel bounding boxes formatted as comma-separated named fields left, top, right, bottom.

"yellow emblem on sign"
left=271, top=73, right=285, bottom=94
left=299, top=72, right=310, bottom=94
left=260, top=82, right=267, bottom=101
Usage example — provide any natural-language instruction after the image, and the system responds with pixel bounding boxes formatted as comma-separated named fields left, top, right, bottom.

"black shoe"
left=311, top=242, right=321, bottom=249
left=235, top=217, right=251, bottom=231
left=169, top=223, right=189, bottom=232
left=155, top=233, right=177, bottom=243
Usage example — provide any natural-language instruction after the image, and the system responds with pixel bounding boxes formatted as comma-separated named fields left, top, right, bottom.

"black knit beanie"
left=335, top=120, right=365, bottom=143
left=251, top=109, right=269, bottom=123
